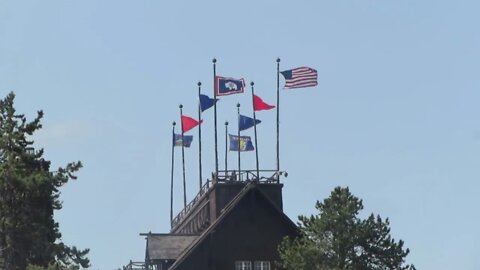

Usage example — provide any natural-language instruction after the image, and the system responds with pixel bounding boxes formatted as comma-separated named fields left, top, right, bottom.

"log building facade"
left=124, top=171, right=297, bottom=270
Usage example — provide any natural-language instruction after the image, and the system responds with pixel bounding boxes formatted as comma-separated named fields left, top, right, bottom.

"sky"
left=1, top=0, right=479, bottom=269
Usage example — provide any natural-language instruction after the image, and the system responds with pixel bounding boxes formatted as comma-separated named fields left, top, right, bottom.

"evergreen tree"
left=0, top=92, right=89, bottom=270
left=278, top=187, right=415, bottom=270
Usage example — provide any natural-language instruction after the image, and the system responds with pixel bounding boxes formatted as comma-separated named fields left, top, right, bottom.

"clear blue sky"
left=1, top=1, right=479, bottom=269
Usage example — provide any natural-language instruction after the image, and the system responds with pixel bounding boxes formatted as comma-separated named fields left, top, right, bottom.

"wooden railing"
left=122, top=260, right=146, bottom=270
left=170, top=170, right=286, bottom=229
left=171, top=179, right=211, bottom=228
left=215, top=169, right=283, bottom=183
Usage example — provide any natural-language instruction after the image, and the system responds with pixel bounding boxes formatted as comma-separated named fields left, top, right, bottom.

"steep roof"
left=168, top=182, right=298, bottom=269
left=146, top=234, right=198, bottom=261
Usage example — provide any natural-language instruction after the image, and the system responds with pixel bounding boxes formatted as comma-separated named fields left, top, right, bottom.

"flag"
left=215, top=76, right=245, bottom=96
left=253, top=94, right=275, bottom=111
left=229, top=134, right=254, bottom=151
left=239, top=114, right=261, bottom=131
left=199, top=94, right=217, bottom=112
left=173, top=133, right=193, bottom=147
left=280, top=67, right=318, bottom=89
left=181, top=115, right=202, bottom=133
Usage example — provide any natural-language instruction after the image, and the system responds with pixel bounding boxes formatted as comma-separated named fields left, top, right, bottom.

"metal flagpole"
left=179, top=104, right=187, bottom=208
left=225, top=121, right=228, bottom=177
left=276, top=58, right=281, bottom=181
left=237, top=103, right=241, bottom=178
left=212, top=58, right=219, bottom=180
left=170, top=121, right=176, bottom=223
left=197, top=82, right=203, bottom=191
left=250, top=81, right=260, bottom=180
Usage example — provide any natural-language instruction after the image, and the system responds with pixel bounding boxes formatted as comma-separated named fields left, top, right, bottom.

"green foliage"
left=0, top=92, right=89, bottom=269
left=278, top=187, right=415, bottom=270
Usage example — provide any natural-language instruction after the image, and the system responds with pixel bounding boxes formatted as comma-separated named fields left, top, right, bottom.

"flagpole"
left=197, top=81, right=203, bottom=191
left=276, top=58, right=281, bottom=182
left=250, top=81, right=260, bottom=180
left=179, top=104, right=187, bottom=208
left=212, top=58, right=219, bottom=181
left=237, top=103, right=241, bottom=178
left=170, top=121, right=176, bottom=223
left=224, top=121, right=228, bottom=177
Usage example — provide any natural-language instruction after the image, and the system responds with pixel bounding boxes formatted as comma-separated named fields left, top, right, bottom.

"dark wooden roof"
left=145, top=234, right=198, bottom=260
left=168, top=182, right=298, bottom=269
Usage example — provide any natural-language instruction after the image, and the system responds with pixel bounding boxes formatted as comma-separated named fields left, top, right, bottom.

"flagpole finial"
left=198, top=81, right=201, bottom=86
left=212, top=58, right=217, bottom=63
left=237, top=103, right=240, bottom=108
left=225, top=121, right=228, bottom=126
left=250, top=81, right=254, bottom=86
left=179, top=104, right=183, bottom=109
left=276, top=58, right=281, bottom=63
left=172, top=121, right=176, bottom=126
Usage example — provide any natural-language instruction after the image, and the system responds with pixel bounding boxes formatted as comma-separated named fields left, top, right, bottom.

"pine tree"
left=0, top=92, right=89, bottom=270
left=278, top=187, right=415, bottom=270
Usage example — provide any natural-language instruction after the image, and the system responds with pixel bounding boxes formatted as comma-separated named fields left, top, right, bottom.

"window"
left=254, top=261, right=271, bottom=270
left=235, top=261, right=252, bottom=270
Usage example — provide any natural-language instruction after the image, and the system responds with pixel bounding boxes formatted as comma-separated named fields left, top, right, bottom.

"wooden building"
left=134, top=171, right=298, bottom=270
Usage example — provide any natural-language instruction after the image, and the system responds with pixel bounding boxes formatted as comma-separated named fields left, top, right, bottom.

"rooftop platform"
left=170, top=169, right=287, bottom=234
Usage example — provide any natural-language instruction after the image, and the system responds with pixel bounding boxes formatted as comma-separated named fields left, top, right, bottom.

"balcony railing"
left=170, top=169, right=286, bottom=229
left=122, top=261, right=147, bottom=270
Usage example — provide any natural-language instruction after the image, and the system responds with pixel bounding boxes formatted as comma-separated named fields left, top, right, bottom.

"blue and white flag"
left=173, top=133, right=193, bottom=147
left=215, top=76, right=245, bottom=96
left=229, top=134, right=254, bottom=151
left=239, top=114, right=261, bottom=131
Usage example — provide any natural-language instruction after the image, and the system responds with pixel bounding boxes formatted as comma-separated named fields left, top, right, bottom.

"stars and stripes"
left=280, top=67, right=318, bottom=89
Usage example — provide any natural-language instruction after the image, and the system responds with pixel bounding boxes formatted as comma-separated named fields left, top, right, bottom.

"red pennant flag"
left=253, top=95, right=275, bottom=111
left=181, top=115, right=202, bottom=133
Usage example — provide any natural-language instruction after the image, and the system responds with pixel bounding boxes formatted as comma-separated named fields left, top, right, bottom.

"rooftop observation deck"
left=170, top=169, right=287, bottom=234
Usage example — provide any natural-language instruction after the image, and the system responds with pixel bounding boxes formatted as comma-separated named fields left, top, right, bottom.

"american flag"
left=280, top=67, right=317, bottom=89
